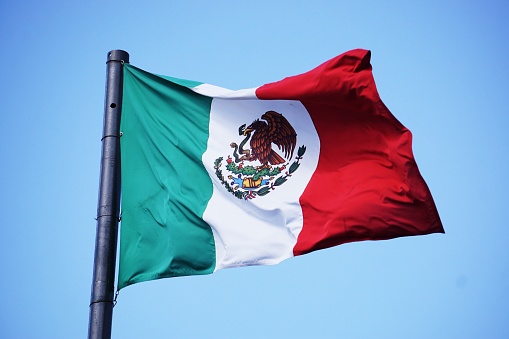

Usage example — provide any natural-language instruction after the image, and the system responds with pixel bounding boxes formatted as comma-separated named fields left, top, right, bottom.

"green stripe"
left=118, top=64, right=215, bottom=290
left=158, top=74, right=203, bottom=89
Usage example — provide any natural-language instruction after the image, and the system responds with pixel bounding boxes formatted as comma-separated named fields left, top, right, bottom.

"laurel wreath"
left=213, top=145, right=306, bottom=200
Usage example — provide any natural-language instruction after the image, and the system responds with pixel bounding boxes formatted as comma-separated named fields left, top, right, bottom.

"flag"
left=117, top=49, right=443, bottom=290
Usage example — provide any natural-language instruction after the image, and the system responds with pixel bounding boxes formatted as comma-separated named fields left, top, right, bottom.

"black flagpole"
left=88, top=50, right=129, bottom=339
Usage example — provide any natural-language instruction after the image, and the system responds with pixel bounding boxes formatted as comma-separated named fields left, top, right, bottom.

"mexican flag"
left=117, top=49, right=443, bottom=290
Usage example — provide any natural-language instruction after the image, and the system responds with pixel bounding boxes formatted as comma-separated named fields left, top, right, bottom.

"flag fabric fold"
left=118, top=49, right=443, bottom=290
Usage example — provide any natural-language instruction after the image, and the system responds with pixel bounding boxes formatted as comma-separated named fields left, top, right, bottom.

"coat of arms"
left=214, top=110, right=306, bottom=199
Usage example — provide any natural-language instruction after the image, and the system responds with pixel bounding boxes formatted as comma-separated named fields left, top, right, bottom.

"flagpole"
left=88, top=50, right=129, bottom=339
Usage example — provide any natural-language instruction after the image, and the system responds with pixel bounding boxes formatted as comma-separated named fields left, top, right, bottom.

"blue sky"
left=1, top=1, right=508, bottom=338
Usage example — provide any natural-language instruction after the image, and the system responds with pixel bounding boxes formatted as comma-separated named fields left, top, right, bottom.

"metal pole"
left=88, top=50, right=129, bottom=339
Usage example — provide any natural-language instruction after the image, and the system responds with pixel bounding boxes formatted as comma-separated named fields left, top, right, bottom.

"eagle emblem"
left=214, top=110, right=306, bottom=200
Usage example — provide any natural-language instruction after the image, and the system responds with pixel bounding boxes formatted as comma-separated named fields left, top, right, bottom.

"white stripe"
left=201, top=98, right=320, bottom=271
left=192, top=83, right=257, bottom=99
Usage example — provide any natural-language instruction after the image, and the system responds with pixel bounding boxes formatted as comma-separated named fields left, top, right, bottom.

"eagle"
left=243, top=111, right=297, bottom=167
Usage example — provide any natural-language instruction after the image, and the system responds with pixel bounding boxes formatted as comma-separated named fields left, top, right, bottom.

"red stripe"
left=256, top=49, right=443, bottom=256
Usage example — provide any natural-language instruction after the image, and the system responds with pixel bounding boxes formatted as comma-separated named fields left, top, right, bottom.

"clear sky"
left=1, top=1, right=508, bottom=338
